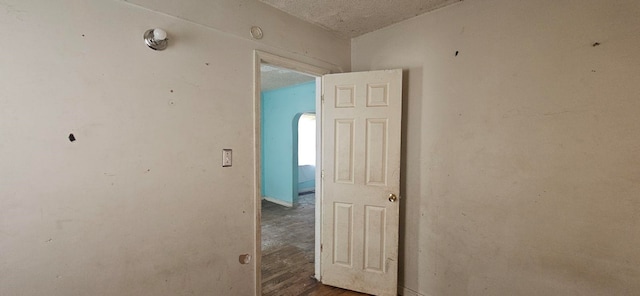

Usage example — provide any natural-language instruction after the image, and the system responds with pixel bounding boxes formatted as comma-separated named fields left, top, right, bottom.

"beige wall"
left=0, top=0, right=348, bottom=295
left=124, top=0, right=350, bottom=70
left=352, top=0, right=640, bottom=295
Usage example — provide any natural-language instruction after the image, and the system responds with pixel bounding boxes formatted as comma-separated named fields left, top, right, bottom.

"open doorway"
left=255, top=52, right=403, bottom=295
left=257, top=56, right=323, bottom=295
left=260, top=64, right=316, bottom=207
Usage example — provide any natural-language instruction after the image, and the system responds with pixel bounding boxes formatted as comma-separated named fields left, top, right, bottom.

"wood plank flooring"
left=261, top=193, right=369, bottom=296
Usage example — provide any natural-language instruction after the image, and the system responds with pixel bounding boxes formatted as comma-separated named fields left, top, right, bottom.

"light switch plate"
left=222, top=149, right=232, bottom=167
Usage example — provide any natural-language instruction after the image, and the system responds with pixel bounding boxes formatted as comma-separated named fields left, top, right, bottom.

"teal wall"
left=261, top=81, right=315, bottom=205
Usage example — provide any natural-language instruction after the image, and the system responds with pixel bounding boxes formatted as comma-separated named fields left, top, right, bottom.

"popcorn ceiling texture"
left=261, top=0, right=462, bottom=38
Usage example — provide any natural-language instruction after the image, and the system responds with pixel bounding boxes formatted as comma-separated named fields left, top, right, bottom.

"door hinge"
left=321, top=170, right=325, bottom=180
left=321, top=94, right=325, bottom=104
left=321, top=243, right=323, bottom=252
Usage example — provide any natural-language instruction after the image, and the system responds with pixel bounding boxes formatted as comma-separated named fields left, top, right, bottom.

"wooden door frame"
left=253, top=50, right=332, bottom=295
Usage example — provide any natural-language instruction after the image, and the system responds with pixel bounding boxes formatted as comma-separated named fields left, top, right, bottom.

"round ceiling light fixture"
left=144, top=28, right=168, bottom=51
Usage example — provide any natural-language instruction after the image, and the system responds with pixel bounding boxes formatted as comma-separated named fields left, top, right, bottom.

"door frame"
left=253, top=50, right=332, bottom=295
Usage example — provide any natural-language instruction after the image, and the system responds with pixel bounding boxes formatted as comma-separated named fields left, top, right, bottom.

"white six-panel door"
left=321, top=69, right=402, bottom=296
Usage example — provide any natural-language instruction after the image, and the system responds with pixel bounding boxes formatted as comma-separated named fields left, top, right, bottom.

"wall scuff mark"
left=238, top=254, right=251, bottom=264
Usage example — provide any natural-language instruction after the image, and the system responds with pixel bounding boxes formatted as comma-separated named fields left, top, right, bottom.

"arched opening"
left=293, top=113, right=316, bottom=197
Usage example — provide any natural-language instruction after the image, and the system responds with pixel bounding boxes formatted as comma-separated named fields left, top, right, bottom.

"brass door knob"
left=388, top=193, right=398, bottom=202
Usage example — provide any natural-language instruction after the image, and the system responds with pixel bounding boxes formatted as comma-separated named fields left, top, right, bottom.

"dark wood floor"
left=261, top=193, right=369, bottom=296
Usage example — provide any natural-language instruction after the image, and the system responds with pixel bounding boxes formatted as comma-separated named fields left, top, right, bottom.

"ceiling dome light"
left=144, top=28, right=168, bottom=51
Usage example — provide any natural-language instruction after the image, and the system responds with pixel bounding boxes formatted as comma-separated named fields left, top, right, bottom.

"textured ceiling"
left=261, top=64, right=316, bottom=91
left=260, top=0, right=462, bottom=38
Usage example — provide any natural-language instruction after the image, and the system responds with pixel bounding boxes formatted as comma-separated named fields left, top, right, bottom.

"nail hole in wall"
left=68, top=133, right=76, bottom=142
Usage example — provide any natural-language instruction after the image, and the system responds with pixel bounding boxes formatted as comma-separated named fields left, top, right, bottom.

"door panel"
left=365, top=118, right=388, bottom=186
left=321, top=69, right=402, bottom=296
left=364, top=205, right=386, bottom=272
left=335, top=119, right=355, bottom=183
left=333, top=202, right=354, bottom=266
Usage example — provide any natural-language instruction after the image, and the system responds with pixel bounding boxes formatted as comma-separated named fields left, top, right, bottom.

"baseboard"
left=399, top=286, right=425, bottom=296
left=262, top=196, right=293, bottom=207
left=298, top=188, right=315, bottom=195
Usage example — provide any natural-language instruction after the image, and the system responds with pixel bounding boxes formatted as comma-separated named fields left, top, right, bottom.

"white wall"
left=0, top=0, right=348, bottom=295
left=352, top=0, right=640, bottom=295
left=124, top=0, right=350, bottom=70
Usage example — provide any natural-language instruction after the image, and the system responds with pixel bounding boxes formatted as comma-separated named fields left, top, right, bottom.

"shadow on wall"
left=398, top=67, right=423, bottom=291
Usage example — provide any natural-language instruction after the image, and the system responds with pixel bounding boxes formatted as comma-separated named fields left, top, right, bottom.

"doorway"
left=260, top=67, right=316, bottom=207
left=254, top=51, right=330, bottom=295
left=255, top=52, right=403, bottom=295
left=294, top=113, right=316, bottom=196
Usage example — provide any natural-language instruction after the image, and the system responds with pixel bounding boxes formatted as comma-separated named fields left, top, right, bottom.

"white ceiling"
left=260, top=0, right=463, bottom=38
left=261, top=64, right=316, bottom=91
